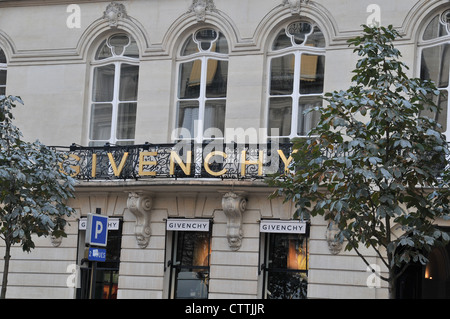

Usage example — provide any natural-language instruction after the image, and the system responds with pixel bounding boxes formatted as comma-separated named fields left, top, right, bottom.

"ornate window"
left=419, top=10, right=450, bottom=140
left=267, top=21, right=325, bottom=141
left=89, top=33, right=139, bottom=146
left=0, top=49, right=6, bottom=95
left=175, top=28, right=229, bottom=142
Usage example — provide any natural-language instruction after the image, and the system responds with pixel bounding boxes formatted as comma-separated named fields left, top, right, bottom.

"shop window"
left=260, top=224, right=309, bottom=299
left=89, top=33, right=139, bottom=146
left=0, top=49, right=6, bottom=95
left=175, top=28, right=228, bottom=142
left=419, top=10, right=450, bottom=141
left=267, top=21, right=325, bottom=141
left=167, top=219, right=212, bottom=299
left=76, top=216, right=122, bottom=299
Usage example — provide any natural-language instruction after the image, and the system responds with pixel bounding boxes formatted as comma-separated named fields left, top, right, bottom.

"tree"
left=267, top=25, right=450, bottom=298
left=0, top=95, right=76, bottom=298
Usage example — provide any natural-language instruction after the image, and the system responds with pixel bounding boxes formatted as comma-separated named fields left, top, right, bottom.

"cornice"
left=0, top=0, right=111, bottom=7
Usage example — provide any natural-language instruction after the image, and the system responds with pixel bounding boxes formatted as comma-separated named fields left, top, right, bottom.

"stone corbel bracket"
left=221, top=192, right=247, bottom=251
left=127, top=192, right=153, bottom=248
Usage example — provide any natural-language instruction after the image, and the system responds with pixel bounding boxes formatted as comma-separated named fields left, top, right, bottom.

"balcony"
left=55, top=142, right=295, bottom=181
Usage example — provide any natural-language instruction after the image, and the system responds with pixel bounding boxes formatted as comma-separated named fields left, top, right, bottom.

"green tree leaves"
left=0, top=95, right=76, bottom=298
left=267, top=25, right=450, bottom=298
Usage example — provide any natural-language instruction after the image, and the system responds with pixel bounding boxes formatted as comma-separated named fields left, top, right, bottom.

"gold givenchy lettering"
left=59, top=149, right=298, bottom=178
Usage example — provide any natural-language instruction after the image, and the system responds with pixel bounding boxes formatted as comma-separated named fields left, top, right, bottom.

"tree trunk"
left=1, top=240, right=11, bottom=299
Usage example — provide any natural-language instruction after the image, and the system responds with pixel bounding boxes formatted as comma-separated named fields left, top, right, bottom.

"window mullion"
left=291, top=52, right=302, bottom=139
left=111, top=61, right=121, bottom=145
left=197, top=56, right=208, bottom=143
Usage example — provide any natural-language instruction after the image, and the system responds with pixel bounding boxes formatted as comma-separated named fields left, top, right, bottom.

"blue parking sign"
left=85, top=214, right=108, bottom=247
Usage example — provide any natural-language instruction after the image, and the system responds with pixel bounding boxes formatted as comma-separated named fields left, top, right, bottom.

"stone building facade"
left=0, top=0, right=449, bottom=299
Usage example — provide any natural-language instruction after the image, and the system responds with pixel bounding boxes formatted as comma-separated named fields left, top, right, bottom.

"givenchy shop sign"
left=260, top=220, right=306, bottom=234
left=166, top=219, right=210, bottom=232
left=57, top=142, right=295, bottom=180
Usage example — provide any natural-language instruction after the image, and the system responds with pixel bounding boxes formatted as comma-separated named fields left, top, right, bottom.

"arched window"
left=267, top=21, right=325, bottom=141
left=175, top=28, right=228, bottom=142
left=89, top=33, right=139, bottom=146
left=0, top=49, right=6, bottom=95
left=419, top=10, right=450, bottom=140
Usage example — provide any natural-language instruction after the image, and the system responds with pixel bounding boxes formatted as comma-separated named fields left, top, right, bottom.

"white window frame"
left=88, top=34, right=139, bottom=146
left=418, top=10, right=450, bottom=142
left=266, top=22, right=326, bottom=141
left=175, top=29, right=228, bottom=144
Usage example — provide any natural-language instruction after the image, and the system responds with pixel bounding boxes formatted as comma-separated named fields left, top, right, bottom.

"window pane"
left=175, top=269, right=209, bottom=299
left=287, top=22, right=312, bottom=46
left=0, top=70, right=6, bottom=86
left=213, top=32, right=228, bottom=54
left=268, top=97, right=292, bottom=136
left=423, top=15, right=448, bottom=41
left=116, top=103, right=137, bottom=140
left=300, top=54, right=325, bottom=94
left=177, top=100, right=199, bottom=138
left=421, top=90, right=448, bottom=133
left=267, top=272, right=308, bottom=299
left=0, top=50, right=6, bottom=63
left=298, top=97, right=321, bottom=136
left=421, top=44, right=450, bottom=89
left=306, top=26, right=326, bottom=48
left=266, top=233, right=308, bottom=299
left=268, top=234, right=308, bottom=270
left=90, top=103, right=112, bottom=141
left=124, top=38, right=139, bottom=58
left=95, top=40, right=112, bottom=60
left=179, top=60, right=201, bottom=99
left=92, top=64, right=115, bottom=102
left=205, top=59, right=228, bottom=98
left=272, top=28, right=291, bottom=51
left=204, top=100, right=225, bottom=134
left=119, top=64, right=139, bottom=101
left=270, top=54, right=295, bottom=95
left=181, top=35, right=198, bottom=56
left=109, top=34, right=130, bottom=56
left=176, top=231, right=210, bottom=267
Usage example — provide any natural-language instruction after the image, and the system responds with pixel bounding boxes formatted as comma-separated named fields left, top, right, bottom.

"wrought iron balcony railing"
left=55, top=142, right=295, bottom=181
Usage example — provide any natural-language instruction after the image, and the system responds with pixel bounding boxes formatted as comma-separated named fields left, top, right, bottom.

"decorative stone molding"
left=325, top=220, right=343, bottom=255
left=441, top=9, right=450, bottom=34
left=103, top=2, right=129, bottom=28
left=188, top=0, right=217, bottom=22
left=127, top=192, right=153, bottom=248
left=221, top=192, right=247, bottom=251
left=282, top=0, right=309, bottom=15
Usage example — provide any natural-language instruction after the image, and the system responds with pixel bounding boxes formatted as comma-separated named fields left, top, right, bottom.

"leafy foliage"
left=0, top=95, right=76, bottom=297
left=267, top=25, right=450, bottom=297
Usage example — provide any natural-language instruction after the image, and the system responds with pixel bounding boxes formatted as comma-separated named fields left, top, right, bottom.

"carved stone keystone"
left=282, top=0, right=309, bottom=15
left=103, top=2, right=129, bottom=27
left=221, top=192, right=247, bottom=251
left=127, top=192, right=153, bottom=248
left=188, top=0, right=217, bottom=22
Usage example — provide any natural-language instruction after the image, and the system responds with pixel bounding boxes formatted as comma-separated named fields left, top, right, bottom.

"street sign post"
left=85, top=213, right=108, bottom=247
left=85, top=210, right=108, bottom=299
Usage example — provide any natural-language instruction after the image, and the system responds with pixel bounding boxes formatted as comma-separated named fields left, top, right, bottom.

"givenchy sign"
left=260, top=220, right=306, bottom=234
left=166, top=219, right=210, bottom=232
left=58, top=143, right=295, bottom=180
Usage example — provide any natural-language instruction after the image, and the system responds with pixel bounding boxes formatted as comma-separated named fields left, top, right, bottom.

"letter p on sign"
left=85, top=213, right=108, bottom=247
